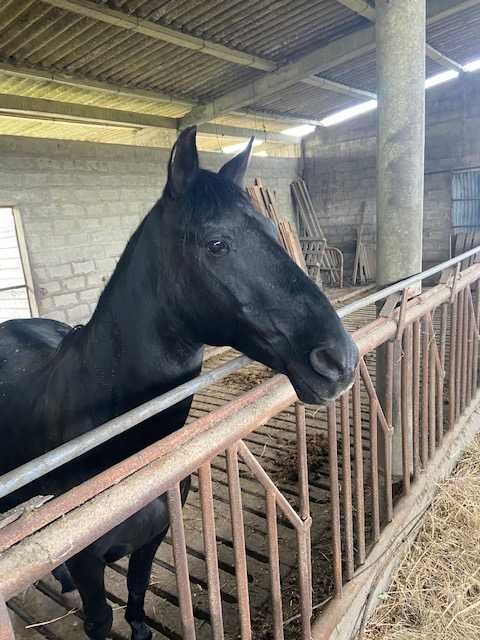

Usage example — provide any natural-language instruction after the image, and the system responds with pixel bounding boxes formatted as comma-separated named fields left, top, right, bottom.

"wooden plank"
left=247, top=179, right=306, bottom=271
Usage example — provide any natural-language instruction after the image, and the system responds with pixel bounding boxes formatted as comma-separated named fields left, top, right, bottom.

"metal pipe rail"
left=0, top=245, right=479, bottom=500
left=2, top=250, right=480, bottom=639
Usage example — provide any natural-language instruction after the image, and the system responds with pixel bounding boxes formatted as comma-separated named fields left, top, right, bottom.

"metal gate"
left=1, top=247, right=480, bottom=639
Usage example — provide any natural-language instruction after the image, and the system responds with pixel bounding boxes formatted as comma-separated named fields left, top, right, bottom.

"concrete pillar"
left=375, top=0, right=426, bottom=483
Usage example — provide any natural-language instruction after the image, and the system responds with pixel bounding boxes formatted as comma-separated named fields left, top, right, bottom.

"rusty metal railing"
left=2, top=247, right=480, bottom=638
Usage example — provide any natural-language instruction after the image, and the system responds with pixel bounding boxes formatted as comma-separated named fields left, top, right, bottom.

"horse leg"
left=67, top=552, right=112, bottom=640
left=52, top=563, right=77, bottom=593
left=125, top=531, right=167, bottom=640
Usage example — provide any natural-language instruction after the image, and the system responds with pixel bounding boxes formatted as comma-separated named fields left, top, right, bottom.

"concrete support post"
left=375, top=0, right=426, bottom=486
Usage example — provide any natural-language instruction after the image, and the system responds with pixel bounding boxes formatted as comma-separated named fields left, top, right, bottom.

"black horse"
left=0, top=127, right=358, bottom=640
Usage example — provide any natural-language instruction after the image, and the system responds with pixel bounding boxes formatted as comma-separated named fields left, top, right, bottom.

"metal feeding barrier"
left=1, top=246, right=480, bottom=639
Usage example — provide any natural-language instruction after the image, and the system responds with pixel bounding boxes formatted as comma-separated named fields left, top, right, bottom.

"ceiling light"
left=320, top=100, right=377, bottom=127
left=464, top=58, right=480, bottom=72
left=425, top=69, right=459, bottom=89
left=222, top=139, right=262, bottom=154
left=281, top=124, right=316, bottom=137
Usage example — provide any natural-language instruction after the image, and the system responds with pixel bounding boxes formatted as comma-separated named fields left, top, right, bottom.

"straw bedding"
left=363, top=437, right=480, bottom=640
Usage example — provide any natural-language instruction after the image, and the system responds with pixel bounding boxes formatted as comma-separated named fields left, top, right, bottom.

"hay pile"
left=363, top=437, right=480, bottom=640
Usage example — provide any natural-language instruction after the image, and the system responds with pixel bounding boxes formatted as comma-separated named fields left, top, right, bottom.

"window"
left=452, top=168, right=480, bottom=231
left=0, top=207, right=37, bottom=323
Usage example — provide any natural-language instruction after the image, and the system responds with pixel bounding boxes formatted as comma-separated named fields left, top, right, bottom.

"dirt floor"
left=362, top=436, right=480, bottom=640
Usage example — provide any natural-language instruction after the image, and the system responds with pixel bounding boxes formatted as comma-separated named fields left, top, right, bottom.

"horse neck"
left=78, top=211, right=203, bottom=403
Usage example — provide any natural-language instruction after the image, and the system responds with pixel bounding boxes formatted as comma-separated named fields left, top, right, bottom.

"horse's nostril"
left=310, top=347, right=342, bottom=382
left=310, top=345, right=356, bottom=383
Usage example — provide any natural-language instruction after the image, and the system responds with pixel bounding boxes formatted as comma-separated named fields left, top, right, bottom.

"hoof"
left=84, top=605, right=113, bottom=640
left=130, top=621, right=153, bottom=640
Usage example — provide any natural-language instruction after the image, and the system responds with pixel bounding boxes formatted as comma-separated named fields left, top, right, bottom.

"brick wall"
left=303, top=73, right=480, bottom=277
left=0, top=136, right=299, bottom=325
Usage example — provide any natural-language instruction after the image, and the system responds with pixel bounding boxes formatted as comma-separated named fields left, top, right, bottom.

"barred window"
left=452, top=169, right=480, bottom=231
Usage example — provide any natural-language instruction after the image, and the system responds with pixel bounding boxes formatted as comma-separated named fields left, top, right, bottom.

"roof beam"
left=334, top=0, right=464, bottom=72
left=426, top=0, right=480, bottom=25
left=0, top=93, right=297, bottom=144
left=425, top=44, right=464, bottom=72
left=0, top=59, right=325, bottom=127
left=334, top=0, right=375, bottom=21
left=39, top=0, right=276, bottom=72
left=181, top=0, right=477, bottom=127
left=181, top=26, right=377, bottom=127
left=0, top=60, right=196, bottom=108
left=302, top=76, right=376, bottom=100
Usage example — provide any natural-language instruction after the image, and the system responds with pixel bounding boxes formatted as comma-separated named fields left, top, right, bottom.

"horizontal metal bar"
left=1, top=245, right=479, bottom=499
left=337, top=244, right=480, bottom=319
left=0, top=355, right=249, bottom=499
left=0, top=376, right=295, bottom=599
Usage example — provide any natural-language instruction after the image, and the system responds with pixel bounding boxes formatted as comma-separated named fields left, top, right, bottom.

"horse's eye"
left=207, top=239, right=229, bottom=256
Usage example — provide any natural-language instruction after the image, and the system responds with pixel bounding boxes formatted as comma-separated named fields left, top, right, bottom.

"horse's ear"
left=218, top=137, right=254, bottom=188
left=166, top=126, right=199, bottom=198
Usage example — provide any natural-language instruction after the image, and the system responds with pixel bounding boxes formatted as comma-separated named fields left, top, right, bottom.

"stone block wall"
left=303, top=73, right=480, bottom=277
left=0, top=136, right=299, bottom=324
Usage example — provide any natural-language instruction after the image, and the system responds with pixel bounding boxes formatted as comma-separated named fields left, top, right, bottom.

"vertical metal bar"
left=295, top=403, right=310, bottom=522
left=421, top=315, right=429, bottom=466
left=456, top=288, right=464, bottom=420
left=385, top=341, right=394, bottom=427
left=297, top=526, right=313, bottom=640
left=449, top=295, right=458, bottom=430
left=327, top=402, right=343, bottom=595
left=384, top=346, right=394, bottom=523
left=352, top=374, right=366, bottom=565
left=412, top=319, right=421, bottom=479
left=437, top=304, right=448, bottom=444
left=295, top=403, right=312, bottom=603
left=461, top=287, right=469, bottom=413
left=384, top=428, right=393, bottom=525
left=340, top=394, right=354, bottom=579
left=265, top=492, right=284, bottom=640
left=428, top=317, right=436, bottom=459
left=401, top=325, right=412, bottom=494
left=167, top=484, right=197, bottom=640
left=0, top=598, right=14, bottom=640
left=474, top=282, right=480, bottom=393
left=226, top=445, right=252, bottom=640
left=198, top=464, right=224, bottom=640
left=466, top=287, right=474, bottom=406
left=370, top=392, right=380, bottom=542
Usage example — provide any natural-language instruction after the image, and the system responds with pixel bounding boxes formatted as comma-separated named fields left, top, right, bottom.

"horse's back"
left=0, top=318, right=71, bottom=385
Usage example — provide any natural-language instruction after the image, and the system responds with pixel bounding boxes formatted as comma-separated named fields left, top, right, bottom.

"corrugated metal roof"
left=0, top=0, right=477, bottom=151
left=93, top=0, right=368, bottom=62
left=250, top=82, right=361, bottom=121
left=428, top=5, right=480, bottom=65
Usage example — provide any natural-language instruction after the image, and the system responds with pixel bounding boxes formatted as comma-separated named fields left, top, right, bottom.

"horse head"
left=154, top=127, right=358, bottom=404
